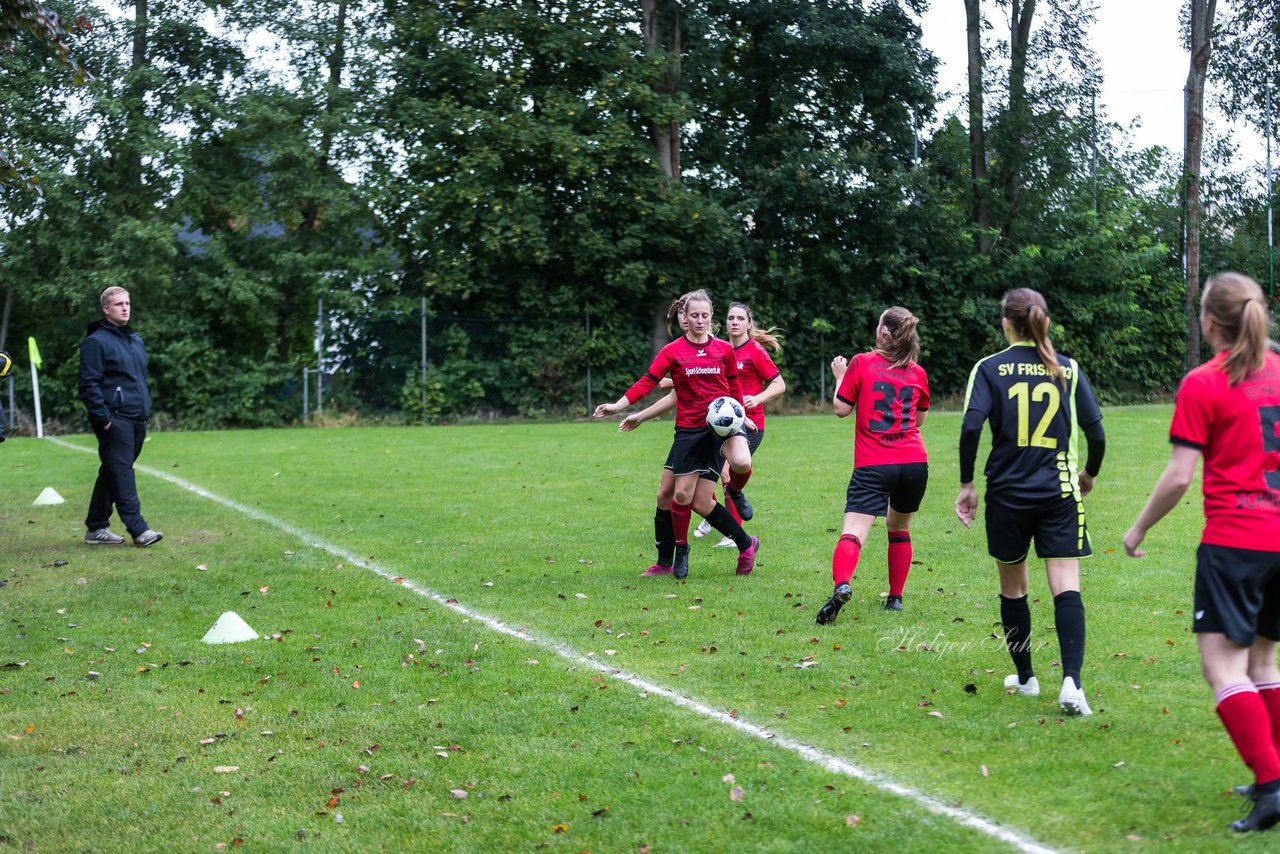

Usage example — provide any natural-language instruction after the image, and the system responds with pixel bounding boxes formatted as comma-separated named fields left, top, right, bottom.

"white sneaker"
left=1058, top=676, right=1092, bottom=716
left=1004, top=674, right=1040, bottom=696
left=714, top=536, right=735, bottom=548
left=693, top=519, right=713, bottom=539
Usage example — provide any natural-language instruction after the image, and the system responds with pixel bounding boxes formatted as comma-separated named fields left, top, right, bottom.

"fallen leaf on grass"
left=980, top=765, right=989, bottom=777
left=927, top=711, right=943, bottom=718
left=846, top=815, right=861, bottom=827
left=729, top=786, right=744, bottom=801
left=196, top=564, right=208, bottom=572
left=722, top=774, right=735, bottom=784
left=552, top=823, right=568, bottom=833
left=450, top=789, right=468, bottom=799
left=213, top=766, right=239, bottom=773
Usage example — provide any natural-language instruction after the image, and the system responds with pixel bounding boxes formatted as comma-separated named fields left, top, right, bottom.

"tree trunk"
left=0, top=287, right=11, bottom=351
left=125, top=0, right=148, bottom=205
left=1001, top=0, right=1035, bottom=240
left=964, top=0, right=992, bottom=253
left=641, top=0, right=681, bottom=180
left=1184, top=0, right=1217, bottom=370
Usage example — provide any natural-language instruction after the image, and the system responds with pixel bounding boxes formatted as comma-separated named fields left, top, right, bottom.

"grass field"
left=0, top=407, right=1273, bottom=852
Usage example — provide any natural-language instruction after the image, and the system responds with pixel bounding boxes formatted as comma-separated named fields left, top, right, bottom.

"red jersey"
left=733, top=338, right=781, bottom=428
left=625, top=335, right=742, bottom=430
left=1169, top=350, right=1280, bottom=550
left=836, top=352, right=930, bottom=467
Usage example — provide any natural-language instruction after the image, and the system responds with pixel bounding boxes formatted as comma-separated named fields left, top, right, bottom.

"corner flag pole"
left=28, top=336, right=43, bottom=439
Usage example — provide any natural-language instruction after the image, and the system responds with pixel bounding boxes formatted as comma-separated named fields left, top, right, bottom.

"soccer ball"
left=706, top=396, right=744, bottom=437
left=0, top=350, right=10, bottom=379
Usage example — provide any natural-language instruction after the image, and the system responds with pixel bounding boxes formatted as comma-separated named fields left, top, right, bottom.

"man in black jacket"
left=78, top=287, right=162, bottom=547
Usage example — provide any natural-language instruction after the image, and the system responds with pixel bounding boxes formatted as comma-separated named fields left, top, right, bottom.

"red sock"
left=1258, top=682, right=1280, bottom=752
left=1217, top=684, right=1280, bottom=785
left=832, top=534, right=862, bottom=586
left=887, top=531, right=912, bottom=596
left=728, top=467, right=752, bottom=492
left=723, top=488, right=742, bottom=524
left=671, top=501, right=693, bottom=545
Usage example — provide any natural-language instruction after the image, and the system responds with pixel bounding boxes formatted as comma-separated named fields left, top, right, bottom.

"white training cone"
left=33, top=487, right=65, bottom=506
left=201, top=611, right=260, bottom=645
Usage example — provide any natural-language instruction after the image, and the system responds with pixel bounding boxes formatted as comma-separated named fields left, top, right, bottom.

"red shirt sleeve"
left=835, top=355, right=862, bottom=406
left=755, top=344, right=780, bottom=385
left=625, top=348, right=670, bottom=404
left=918, top=367, right=931, bottom=412
left=1170, top=370, right=1213, bottom=449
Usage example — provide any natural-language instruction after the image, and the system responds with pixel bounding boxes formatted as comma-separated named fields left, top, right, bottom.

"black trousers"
left=86, top=419, right=149, bottom=537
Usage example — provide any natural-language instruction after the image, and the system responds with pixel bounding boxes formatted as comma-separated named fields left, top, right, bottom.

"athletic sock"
left=704, top=502, right=751, bottom=551
left=727, top=466, right=752, bottom=493
left=832, top=534, right=862, bottom=586
left=671, top=501, right=693, bottom=546
left=1217, top=684, right=1280, bottom=785
left=653, top=507, right=674, bottom=568
left=887, top=531, right=912, bottom=597
left=724, top=487, right=743, bottom=524
left=999, top=594, right=1034, bottom=682
left=1053, top=590, right=1086, bottom=687
left=1257, top=681, right=1280, bottom=753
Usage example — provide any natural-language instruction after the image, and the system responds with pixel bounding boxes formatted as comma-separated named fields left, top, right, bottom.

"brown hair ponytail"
left=874, top=306, right=920, bottom=368
left=1202, top=272, right=1277, bottom=385
left=1002, top=288, right=1062, bottom=380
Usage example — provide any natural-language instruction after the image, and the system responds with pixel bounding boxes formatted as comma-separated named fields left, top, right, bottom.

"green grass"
left=0, top=407, right=1267, bottom=851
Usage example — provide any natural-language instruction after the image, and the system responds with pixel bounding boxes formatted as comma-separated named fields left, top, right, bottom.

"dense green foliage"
left=0, top=1, right=1268, bottom=428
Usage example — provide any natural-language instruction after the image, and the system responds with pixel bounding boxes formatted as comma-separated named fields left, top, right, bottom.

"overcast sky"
left=917, top=1, right=1269, bottom=166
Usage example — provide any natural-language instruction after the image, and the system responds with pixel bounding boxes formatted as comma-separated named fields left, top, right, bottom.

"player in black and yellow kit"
left=955, top=288, right=1106, bottom=716
left=0, top=349, right=11, bottom=442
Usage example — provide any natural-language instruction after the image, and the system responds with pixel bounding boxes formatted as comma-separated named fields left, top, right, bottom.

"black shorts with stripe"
left=844, top=462, right=929, bottom=516
left=665, top=426, right=735, bottom=481
left=1193, top=543, right=1280, bottom=646
left=983, top=492, right=1090, bottom=564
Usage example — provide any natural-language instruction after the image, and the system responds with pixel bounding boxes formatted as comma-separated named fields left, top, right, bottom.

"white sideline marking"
left=52, top=437, right=1058, bottom=854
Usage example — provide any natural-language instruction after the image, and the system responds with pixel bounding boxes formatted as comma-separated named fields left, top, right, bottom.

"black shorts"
left=664, top=427, right=734, bottom=481
left=844, top=462, right=929, bottom=516
left=984, top=493, right=1091, bottom=564
left=1193, top=543, right=1280, bottom=646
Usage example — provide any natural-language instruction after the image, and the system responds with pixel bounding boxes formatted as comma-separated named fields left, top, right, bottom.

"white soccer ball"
left=706, top=396, right=745, bottom=437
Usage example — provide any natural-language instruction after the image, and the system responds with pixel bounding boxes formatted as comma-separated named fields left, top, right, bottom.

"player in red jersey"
left=695, top=302, right=786, bottom=546
left=816, top=307, right=929, bottom=625
left=1125, top=272, right=1280, bottom=833
left=594, top=290, right=760, bottom=580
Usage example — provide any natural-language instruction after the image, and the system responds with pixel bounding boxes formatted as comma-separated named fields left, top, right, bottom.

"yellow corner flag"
left=28, top=336, right=41, bottom=370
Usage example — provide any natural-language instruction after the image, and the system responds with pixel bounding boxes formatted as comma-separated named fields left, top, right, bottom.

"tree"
left=964, top=0, right=993, bottom=252
left=1184, top=0, right=1218, bottom=370
left=0, top=0, right=87, bottom=193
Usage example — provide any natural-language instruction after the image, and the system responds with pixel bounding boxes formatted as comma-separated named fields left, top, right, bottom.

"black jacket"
left=79, top=320, right=152, bottom=426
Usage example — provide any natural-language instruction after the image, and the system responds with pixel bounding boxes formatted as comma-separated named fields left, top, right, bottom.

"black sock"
left=1053, top=590, right=1086, bottom=687
left=703, top=503, right=750, bottom=551
left=654, top=507, right=674, bottom=567
left=1000, top=594, right=1034, bottom=681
